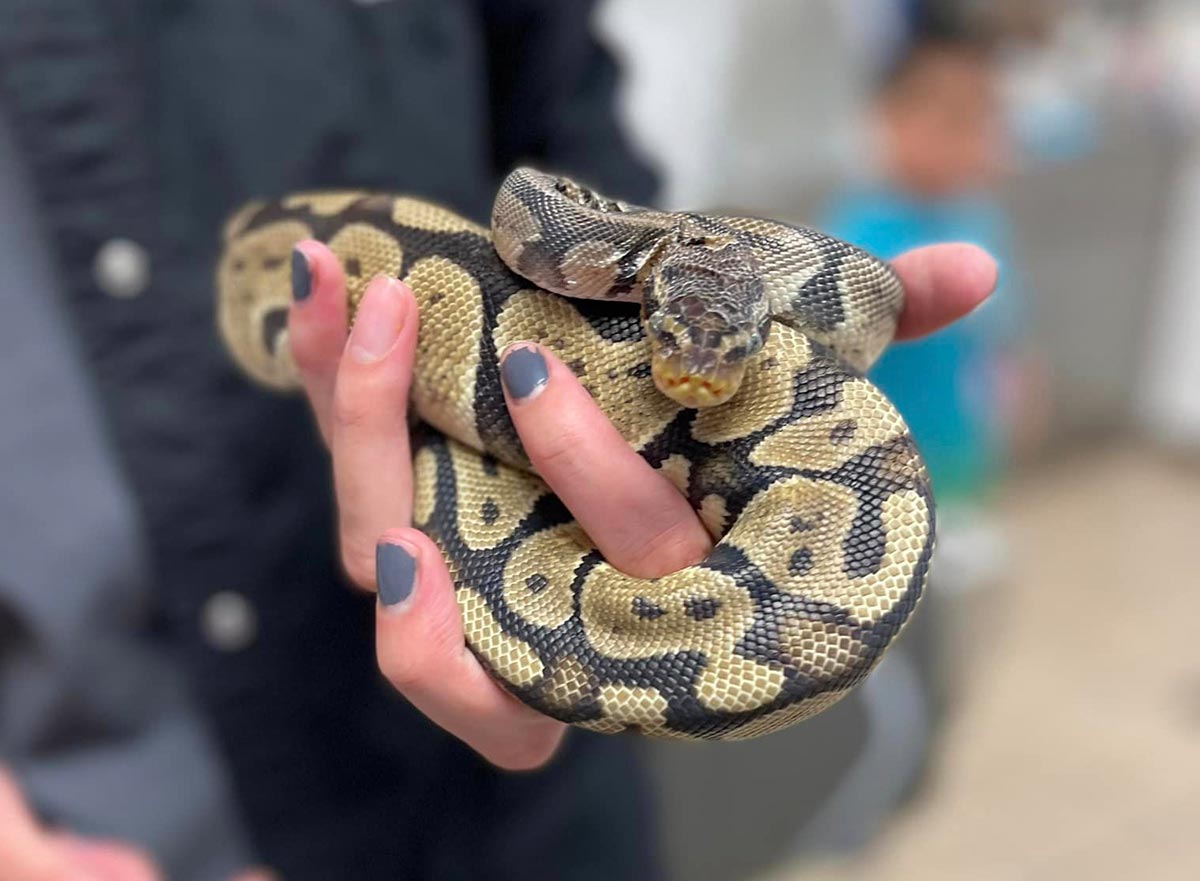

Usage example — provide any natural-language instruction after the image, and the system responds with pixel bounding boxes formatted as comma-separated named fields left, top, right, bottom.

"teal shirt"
left=821, top=188, right=1022, bottom=503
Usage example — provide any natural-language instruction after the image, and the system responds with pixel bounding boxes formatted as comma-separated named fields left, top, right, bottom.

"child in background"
left=795, top=33, right=1035, bottom=858
left=823, top=31, right=1032, bottom=522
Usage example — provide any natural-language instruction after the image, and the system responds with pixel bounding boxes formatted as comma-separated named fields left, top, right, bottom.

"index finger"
left=499, top=343, right=712, bottom=579
left=892, top=243, right=998, bottom=340
left=289, top=240, right=350, bottom=446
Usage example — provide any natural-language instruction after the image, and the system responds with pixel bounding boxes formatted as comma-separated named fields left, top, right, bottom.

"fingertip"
left=394, top=279, right=420, bottom=347
left=346, top=276, right=412, bottom=365
left=384, top=528, right=444, bottom=575
left=485, top=725, right=567, bottom=772
left=291, top=245, right=314, bottom=303
left=378, top=525, right=424, bottom=548
left=499, top=341, right=551, bottom=403
left=375, top=529, right=455, bottom=618
left=374, top=530, right=467, bottom=690
left=893, top=242, right=999, bottom=340
left=289, top=240, right=349, bottom=373
left=291, top=240, right=346, bottom=306
left=358, top=275, right=415, bottom=321
left=370, top=533, right=567, bottom=770
left=942, top=242, right=999, bottom=303
left=376, top=528, right=422, bottom=611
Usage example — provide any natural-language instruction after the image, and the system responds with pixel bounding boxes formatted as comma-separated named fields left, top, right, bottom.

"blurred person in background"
left=805, top=11, right=1040, bottom=856
left=0, top=2, right=997, bottom=880
left=823, top=21, right=1037, bottom=549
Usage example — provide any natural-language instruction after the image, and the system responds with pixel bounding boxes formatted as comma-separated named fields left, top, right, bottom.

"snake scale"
left=217, top=168, right=935, bottom=741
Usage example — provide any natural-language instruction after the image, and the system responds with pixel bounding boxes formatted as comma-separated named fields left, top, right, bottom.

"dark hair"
left=876, top=27, right=996, bottom=95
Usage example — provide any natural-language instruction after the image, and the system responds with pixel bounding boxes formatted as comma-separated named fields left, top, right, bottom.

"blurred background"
left=599, top=0, right=1200, bottom=879
left=2, top=1, right=1198, bottom=879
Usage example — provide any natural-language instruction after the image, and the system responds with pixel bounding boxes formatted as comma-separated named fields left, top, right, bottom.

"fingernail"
left=348, top=277, right=406, bottom=363
left=291, top=247, right=312, bottom=301
left=501, top=345, right=548, bottom=401
left=377, top=541, right=416, bottom=607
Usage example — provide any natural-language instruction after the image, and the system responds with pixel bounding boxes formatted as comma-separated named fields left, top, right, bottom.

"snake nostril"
left=261, top=307, right=289, bottom=355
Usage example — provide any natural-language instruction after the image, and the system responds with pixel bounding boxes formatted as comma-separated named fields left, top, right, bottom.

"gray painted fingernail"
left=377, top=542, right=416, bottom=607
left=501, top=346, right=548, bottom=400
left=291, top=248, right=312, bottom=301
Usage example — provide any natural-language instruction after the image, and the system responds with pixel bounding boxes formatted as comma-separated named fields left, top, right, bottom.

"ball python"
left=217, top=168, right=934, bottom=741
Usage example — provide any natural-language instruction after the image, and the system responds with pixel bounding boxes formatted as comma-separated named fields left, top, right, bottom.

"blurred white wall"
left=1137, top=1, right=1200, bottom=446
left=596, top=0, right=870, bottom=212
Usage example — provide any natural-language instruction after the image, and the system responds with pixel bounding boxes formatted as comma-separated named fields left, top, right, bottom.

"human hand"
left=0, top=769, right=271, bottom=881
left=890, top=242, right=998, bottom=340
left=287, top=239, right=996, bottom=771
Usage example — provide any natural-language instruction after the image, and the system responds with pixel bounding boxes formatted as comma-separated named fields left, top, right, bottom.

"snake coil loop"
left=217, top=169, right=934, bottom=740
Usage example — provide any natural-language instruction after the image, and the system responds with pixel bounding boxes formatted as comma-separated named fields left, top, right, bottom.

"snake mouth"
left=652, top=354, right=745, bottom=408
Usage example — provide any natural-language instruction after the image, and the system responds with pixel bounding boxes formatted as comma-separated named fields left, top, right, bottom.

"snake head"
left=646, top=230, right=769, bottom=408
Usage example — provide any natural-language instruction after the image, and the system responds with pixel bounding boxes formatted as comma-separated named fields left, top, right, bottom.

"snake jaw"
left=652, top=351, right=745, bottom=408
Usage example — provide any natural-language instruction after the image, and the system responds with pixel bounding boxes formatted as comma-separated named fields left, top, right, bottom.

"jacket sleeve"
left=0, top=106, right=254, bottom=881
left=477, top=0, right=660, bottom=203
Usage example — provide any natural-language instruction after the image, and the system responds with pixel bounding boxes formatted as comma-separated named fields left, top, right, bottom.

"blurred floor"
left=763, top=442, right=1200, bottom=881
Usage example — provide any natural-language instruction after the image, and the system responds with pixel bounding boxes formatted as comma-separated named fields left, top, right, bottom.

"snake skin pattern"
left=216, top=169, right=935, bottom=740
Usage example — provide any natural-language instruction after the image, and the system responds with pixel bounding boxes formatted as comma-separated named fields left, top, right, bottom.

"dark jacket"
left=0, top=2, right=660, bottom=879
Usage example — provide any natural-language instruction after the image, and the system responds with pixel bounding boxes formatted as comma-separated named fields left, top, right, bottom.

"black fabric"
left=0, top=2, right=661, bottom=879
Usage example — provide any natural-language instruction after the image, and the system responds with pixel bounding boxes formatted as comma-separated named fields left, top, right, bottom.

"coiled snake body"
left=217, top=169, right=934, bottom=740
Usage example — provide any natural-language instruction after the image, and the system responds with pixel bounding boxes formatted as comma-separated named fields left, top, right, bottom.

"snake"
left=216, top=168, right=934, bottom=741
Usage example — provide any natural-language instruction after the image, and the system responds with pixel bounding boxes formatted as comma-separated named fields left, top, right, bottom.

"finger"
left=374, top=530, right=566, bottom=770
left=499, top=344, right=711, bottom=579
left=892, top=243, right=998, bottom=340
left=51, top=837, right=162, bottom=881
left=289, top=240, right=349, bottom=445
left=0, top=770, right=69, bottom=881
left=331, top=276, right=419, bottom=590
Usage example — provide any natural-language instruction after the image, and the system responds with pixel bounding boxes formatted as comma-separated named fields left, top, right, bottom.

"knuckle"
left=529, top=425, right=588, bottom=477
left=376, top=642, right=424, bottom=692
left=625, top=519, right=710, bottom=578
left=332, top=382, right=373, bottom=432
left=332, top=363, right=409, bottom=434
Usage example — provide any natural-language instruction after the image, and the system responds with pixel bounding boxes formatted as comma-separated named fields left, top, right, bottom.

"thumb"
left=373, top=529, right=565, bottom=770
